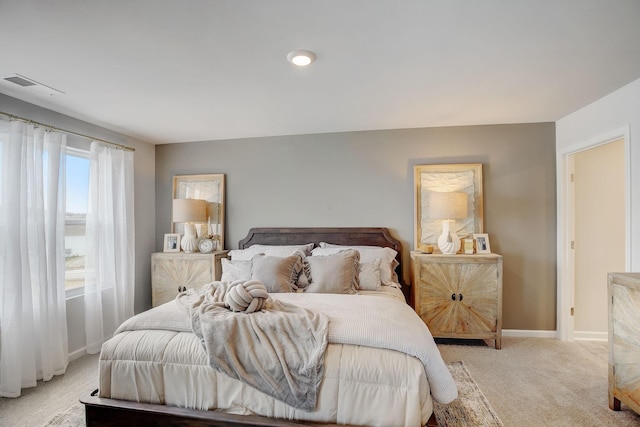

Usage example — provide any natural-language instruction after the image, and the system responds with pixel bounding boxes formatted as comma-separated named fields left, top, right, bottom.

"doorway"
left=570, top=138, right=625, bottom=339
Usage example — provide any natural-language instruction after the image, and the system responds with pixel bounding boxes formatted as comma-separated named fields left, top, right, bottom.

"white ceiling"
left=1, top=1, right=640, bottom=145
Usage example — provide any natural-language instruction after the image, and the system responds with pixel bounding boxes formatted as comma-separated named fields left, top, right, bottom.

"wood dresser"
left=151, top=250, right=228, bottom=307
left=410, top=251, right=503, bottom=349
left=608, top=272, right=640, bottom=414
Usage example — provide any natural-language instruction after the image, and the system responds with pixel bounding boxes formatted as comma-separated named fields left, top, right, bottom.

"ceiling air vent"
left=4, top=74, right=37, bottom=87
left=3, top=73, right=64, bottom=95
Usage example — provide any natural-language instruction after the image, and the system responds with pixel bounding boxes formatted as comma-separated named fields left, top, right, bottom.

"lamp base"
left=437, top=220, right=461, bottom=255
left=181, top=223, right=199, bottom=253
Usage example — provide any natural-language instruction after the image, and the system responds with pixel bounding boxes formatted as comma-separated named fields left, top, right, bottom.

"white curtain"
left=0, top=120, right=68, bottom=398
left=84, top=141, right=135, bottom=354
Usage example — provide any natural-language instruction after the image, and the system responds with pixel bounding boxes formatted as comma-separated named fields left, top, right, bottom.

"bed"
left=82, top=227, right=456, bottom=427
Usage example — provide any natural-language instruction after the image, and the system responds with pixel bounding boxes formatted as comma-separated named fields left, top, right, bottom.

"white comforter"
left=100, top=287, right=457, bottom=426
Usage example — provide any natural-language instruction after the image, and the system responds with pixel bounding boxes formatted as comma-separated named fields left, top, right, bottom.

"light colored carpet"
left=437, top=337, right=640, bottom=427
left=0, top=353, right=99, bottom=427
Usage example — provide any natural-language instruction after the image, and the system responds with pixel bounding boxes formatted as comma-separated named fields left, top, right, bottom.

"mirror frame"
left=172, top=173, right=226, bottom=250
left=414, top=163, right=483, bottom=250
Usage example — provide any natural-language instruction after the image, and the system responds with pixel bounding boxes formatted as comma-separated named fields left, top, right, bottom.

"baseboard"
left=502, top=329, right=558, bottom=338
left=574, top=331, right=608, bottom=341
left=68, top=347, right=88, bottom=362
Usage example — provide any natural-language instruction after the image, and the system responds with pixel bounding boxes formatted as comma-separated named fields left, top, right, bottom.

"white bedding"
left=99, top=286, right=456, bottom=427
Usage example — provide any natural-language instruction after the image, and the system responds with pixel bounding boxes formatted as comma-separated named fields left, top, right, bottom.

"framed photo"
left=172, top=174, right=225, bottom=249
left=163, top=233, right=181, bottom=252
left=473, top=233, right=491, bottom=254
left=414, top=163, right=483, bottom=250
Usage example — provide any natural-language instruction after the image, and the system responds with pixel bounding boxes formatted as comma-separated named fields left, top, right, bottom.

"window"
left=64, top=147, right=90, bottom=292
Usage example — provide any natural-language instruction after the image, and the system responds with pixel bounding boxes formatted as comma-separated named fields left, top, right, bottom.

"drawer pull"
left=451, top=293, right=457, bottom=301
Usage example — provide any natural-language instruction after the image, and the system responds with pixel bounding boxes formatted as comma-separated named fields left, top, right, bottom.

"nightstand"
left=410, top=251, right=503, bottom=349
left=151, top=250, right=228, bottom=307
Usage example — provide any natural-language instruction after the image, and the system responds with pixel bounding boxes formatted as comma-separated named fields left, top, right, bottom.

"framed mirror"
left=414, top=164, right=483, bottom=251
left=172, top=174, right=226, bottom=250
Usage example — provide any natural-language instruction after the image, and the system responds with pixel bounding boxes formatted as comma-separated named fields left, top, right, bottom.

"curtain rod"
left=0, top=110, right=135, bottom=152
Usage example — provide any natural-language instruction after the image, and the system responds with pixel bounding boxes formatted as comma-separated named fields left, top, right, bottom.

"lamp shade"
left=172, top=198, right=207, bottom=223
left=430, top=192, right=468, bottom=220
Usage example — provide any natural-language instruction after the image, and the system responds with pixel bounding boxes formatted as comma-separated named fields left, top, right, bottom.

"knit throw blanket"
left=176, top=282, right=329, bottom=411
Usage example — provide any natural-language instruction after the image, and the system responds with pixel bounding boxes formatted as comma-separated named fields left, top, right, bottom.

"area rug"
left=41, top=402, right=84, bottom=427
left=435, top=361, right=503, bottom=426
left=43, top=361, right=502, bottom=427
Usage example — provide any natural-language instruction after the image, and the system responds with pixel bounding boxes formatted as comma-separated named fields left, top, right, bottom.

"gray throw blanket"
left=176, top=282, right=329, bottom=411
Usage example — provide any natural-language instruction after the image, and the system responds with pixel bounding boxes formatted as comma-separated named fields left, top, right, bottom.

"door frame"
left=556, top=125, right=631, bottom=341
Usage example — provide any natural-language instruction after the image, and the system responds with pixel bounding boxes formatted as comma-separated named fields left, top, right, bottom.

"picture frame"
left=172, top=174, right=225, bottom=249
left=414, top=163, right=483, bottom=250
left=473, top=233, right=491, bottom=254
left=163, top=233, right=181, bottom=252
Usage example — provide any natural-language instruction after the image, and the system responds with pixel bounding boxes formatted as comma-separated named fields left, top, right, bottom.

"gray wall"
left=156, top=123, right=557, bottom=331
left=0, top=94, right=156, bottom=356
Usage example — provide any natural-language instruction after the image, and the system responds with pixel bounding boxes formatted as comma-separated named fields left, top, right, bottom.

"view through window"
left=65, top=148, right=89, bottom=291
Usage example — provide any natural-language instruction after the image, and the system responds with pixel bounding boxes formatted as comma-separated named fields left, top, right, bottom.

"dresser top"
left=411, top=251, right=502, bottom=260
left=608, top=272, right=640, bottom=288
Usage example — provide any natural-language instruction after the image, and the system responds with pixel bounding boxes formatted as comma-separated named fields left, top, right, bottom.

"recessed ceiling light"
left=287, top=50, right=316, bottom=67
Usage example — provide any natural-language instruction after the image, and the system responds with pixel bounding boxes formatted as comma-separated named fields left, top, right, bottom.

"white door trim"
left=556, top=125, right=631, bottom=341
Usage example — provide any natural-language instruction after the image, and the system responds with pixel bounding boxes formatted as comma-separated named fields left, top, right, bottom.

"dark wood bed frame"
left=81, top=227, right=436, bottom=427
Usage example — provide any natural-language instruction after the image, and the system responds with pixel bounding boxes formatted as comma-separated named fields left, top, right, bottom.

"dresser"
left=151, top=251, right=228, bottom=307
left=608, top=272, right=640, bottom=414
left=410, top=252, right=503, bottom=349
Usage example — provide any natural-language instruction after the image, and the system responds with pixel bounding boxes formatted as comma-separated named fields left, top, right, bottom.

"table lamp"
left=430, top=192, right=468, bottom=254
left=172, top=198, right=207, bottom=253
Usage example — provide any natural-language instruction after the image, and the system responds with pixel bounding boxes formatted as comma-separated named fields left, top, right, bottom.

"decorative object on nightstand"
left=198, top=238, right=215, bottom=254
left=474, top=233, right=491, bottom=253
left=206, top=201, right=222, bottom=249
left=411, top=251, right=503, bottom=349
left=608, top=272, right=640, bottom=415
left=163, top=233, right=181, bottom=252
left=172, top=198, right=206, bottom=253
left=430, top=191, right=468, bottom=254
left=463, top=238, right=475, bottom=254
left=151, top=250, right=229, bottom=307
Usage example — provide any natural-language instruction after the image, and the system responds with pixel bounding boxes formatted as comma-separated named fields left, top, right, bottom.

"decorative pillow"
left=221, top=258, right=252, bottom=283
left=228, top=243, right=314, bottom=261
left=296, top=259, right=312, bottom=289
left=315, top=244, right=399, bottom=285
left=358, top=258, right=382, bottom=291
left=251, top=253, right=303, bottom=293
left=305, top=249, right=360, bottom=294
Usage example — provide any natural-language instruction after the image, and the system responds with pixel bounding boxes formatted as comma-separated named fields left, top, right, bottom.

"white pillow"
left=359, top=258, right=382, bottom=291
left=228, top=243, right=314, bottom=261
left=314, top=244, right=399, bottom=285
left=220, top=258, right=251, bottom=282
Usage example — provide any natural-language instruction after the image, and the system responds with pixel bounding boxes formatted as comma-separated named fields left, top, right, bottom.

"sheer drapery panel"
left=0, top=119, right=68, bottom=398
left=84, top=141, right=135, bottom=353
